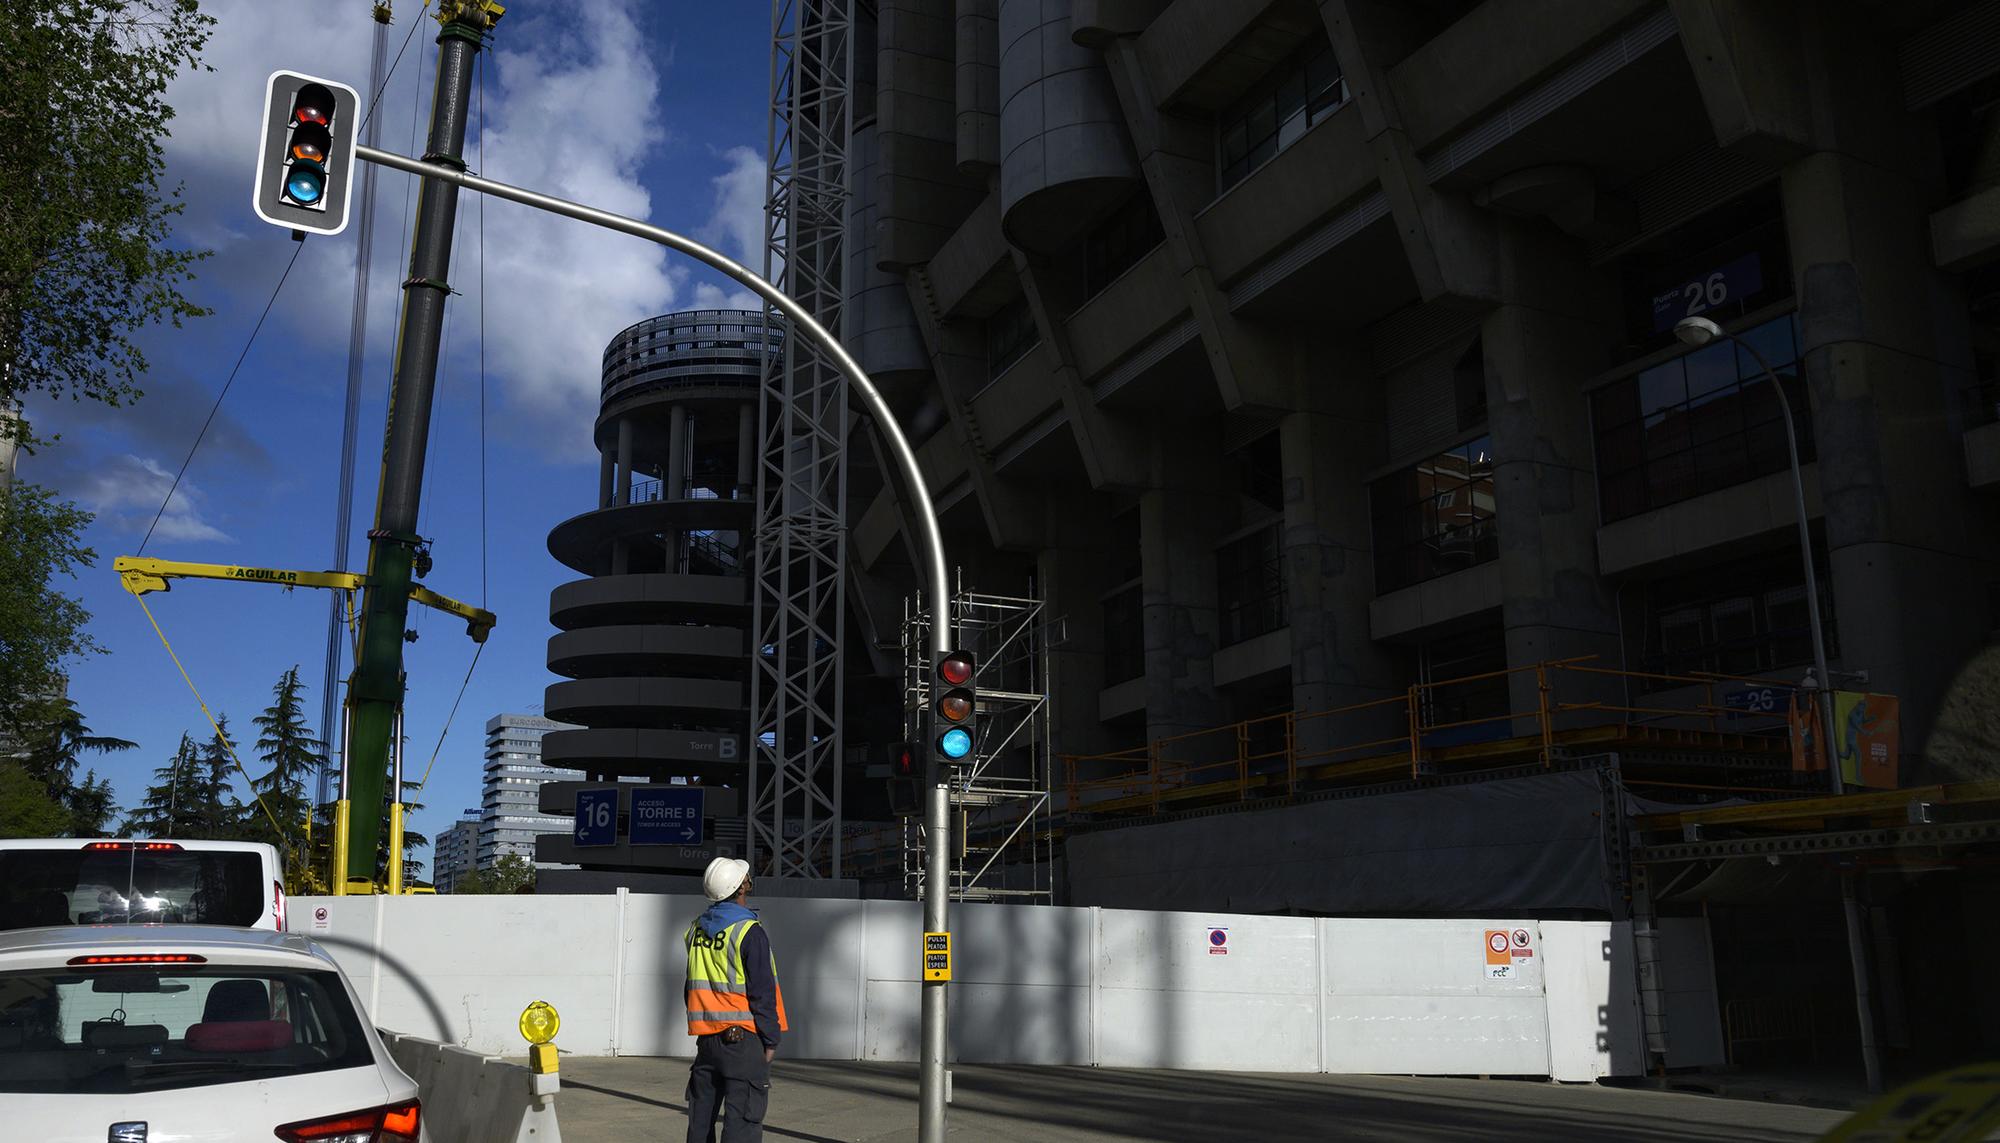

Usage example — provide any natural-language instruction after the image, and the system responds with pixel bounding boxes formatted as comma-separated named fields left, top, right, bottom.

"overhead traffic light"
left=252, top=71, right=360, bottom=236
left=933, top=648, right=977, bottom=767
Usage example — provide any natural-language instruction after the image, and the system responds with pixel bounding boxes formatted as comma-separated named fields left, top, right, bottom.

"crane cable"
left=133, top=593, right=315, bottom=843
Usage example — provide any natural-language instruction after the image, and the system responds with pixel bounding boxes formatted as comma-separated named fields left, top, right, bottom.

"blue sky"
left=19, top=0, right=773, bottom=873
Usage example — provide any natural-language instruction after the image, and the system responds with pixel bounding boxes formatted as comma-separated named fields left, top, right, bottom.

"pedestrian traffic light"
left=252, top=70, right=361, bottom=236
left=887, top=742, right=918, bottom=816
left=933, top=648, right=976, bottom=765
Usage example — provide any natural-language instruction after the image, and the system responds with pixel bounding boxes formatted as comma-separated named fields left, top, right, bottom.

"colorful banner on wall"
left=1788, top=691, right=1900, bottom=788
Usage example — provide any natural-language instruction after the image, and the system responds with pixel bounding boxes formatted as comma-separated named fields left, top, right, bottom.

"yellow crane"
left=114, top=556, right=495, bottom=894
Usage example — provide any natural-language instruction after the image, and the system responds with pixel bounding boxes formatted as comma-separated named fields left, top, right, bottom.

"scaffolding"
left=749, top=0, right=852, bottom=878
left=901, top=579, right=1057, bottom=904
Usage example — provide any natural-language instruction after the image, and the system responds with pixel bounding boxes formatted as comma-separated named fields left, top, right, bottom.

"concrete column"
left=1038, top=502, right=1121, bottom=770
left=1281, top=338, right=1402, bottom=757
left=1783, top=157, right=1994, bottom=770
left=666, top=404, right=688, bottom=500
left=1482, top=227, right=1623, bottom=720
left=615, top=418, right=634, bottom=506
left=597, top=449, right=614, bottom=510
left=1773, top=5, right=2000, bottom=777
left=736, top=401, right=756, bottom=500
left=1139, top=434, right=1230, bottom=745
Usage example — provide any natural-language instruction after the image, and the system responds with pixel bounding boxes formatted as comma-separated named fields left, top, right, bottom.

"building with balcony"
left=828, top=0, right=2000, bottom=1077
left=478, top=713, right=584, bottom=868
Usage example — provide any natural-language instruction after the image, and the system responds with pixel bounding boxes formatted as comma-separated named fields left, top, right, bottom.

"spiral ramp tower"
left=535, top=310, right=781, bottom=873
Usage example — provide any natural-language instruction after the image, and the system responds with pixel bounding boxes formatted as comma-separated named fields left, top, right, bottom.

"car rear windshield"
left=0, top=965, right=373, bottom=1094
left=0, top=848, right=264, bottom=931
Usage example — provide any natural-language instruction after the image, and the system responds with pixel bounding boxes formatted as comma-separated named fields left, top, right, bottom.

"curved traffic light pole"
left=353, top=144, right=958, bottom=1140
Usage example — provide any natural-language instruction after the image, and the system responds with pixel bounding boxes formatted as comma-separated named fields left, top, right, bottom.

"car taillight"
left=83, top=841, right=182, bottom=851
left=68, top=954, right=207, bottom=966
left=273, top=1101, right=421, bottom=1143
left=274, top=880, right=287, bottom=931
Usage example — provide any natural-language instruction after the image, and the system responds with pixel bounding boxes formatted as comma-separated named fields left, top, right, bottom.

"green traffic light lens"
left=938, top=727, right=973, bottom=760
left=284, top=163, right=326, bottom=204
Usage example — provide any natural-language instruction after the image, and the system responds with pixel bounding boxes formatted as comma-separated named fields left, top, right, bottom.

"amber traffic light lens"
left=939, top=693, right=972, bottom=723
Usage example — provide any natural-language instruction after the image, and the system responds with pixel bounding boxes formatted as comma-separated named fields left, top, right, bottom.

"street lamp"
left=1674, top=314, right=1881, bottom=1094
left=1672, top=315, right=1843, bottom=795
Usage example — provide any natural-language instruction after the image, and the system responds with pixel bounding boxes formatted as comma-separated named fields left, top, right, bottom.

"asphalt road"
left=555, top=1057, right=1850, bottom=1142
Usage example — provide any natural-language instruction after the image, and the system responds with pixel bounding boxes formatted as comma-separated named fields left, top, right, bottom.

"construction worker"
left=684, top=857, right=787, bottom=1143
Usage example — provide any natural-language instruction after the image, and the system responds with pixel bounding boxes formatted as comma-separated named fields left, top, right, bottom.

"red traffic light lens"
left=938, top=651, right=973, bottom=686
left=939, top=692, right=972, bottom=723
left=291, top=84, right=333, bottom=127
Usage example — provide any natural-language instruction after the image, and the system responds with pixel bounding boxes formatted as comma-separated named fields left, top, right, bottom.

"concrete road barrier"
left=382, top=1030, right=562, bottom=1143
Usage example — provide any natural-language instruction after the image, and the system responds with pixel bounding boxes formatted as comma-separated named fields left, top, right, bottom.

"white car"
left=0, top=839, right=288, bottom=932
left=0, top=925, right=422, bottom=1143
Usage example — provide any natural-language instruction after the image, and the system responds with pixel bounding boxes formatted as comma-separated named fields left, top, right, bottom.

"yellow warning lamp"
left=519, top=999, right=561, bottom=1077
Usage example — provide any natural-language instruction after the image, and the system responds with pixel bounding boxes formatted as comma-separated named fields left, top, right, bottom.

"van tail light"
left=273, top=1101, right=420, bottom=1143
left=274, top=880, right=287, bottom=931
left=84, top=841, right=182, bottom=851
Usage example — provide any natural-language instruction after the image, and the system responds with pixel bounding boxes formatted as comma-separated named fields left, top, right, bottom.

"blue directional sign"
left=630, top=786, right=703, bottom=846
left=573, top=788, right=618, bottom=847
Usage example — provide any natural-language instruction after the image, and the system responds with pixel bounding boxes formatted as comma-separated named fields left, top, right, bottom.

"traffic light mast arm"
left=347, top=132, right=956, bottom=1143
left=349, top=143, right=952, bottom=653
left=113, top=556, right=495, bottom=643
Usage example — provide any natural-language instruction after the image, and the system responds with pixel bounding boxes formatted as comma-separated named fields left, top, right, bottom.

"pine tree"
left=14, top=697, right=132, bottom=835
left=250, top=667, right=320, bottom=868
left=123, top=733, right=200, bottom=838
left=189, top=716, right=249, bottom=840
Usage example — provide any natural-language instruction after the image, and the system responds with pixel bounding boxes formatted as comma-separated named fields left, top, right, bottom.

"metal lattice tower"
left=750, top=0, right=853, bottom=879
left=902, top=580, right=1058, bottom=904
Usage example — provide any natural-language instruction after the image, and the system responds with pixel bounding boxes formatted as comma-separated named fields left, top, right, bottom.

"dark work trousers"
left=686, top=1030, right=771, bottom=1143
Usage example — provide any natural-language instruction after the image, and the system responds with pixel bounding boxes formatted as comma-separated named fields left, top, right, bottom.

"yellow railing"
left=1062, top=658, right=1801, bottom=814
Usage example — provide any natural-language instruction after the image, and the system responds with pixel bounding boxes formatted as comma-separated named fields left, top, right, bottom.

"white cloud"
left=692, top=282, right=761, bottom=311
left=152, top=0, right=706, bottom=457
left=702, top=145, right=770, bottom=273
left=78, top=455, right=231, bottom=544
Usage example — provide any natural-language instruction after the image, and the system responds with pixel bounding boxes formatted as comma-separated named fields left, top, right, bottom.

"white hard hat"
left=702, top=857, right=751, bottom=901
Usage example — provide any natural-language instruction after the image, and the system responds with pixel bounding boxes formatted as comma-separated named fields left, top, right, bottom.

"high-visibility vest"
left=684, top=916, right=789, bottom=1036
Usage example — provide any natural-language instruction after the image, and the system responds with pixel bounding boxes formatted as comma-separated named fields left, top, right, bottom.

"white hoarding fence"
left=297, top=893, right=1674, bottom=1081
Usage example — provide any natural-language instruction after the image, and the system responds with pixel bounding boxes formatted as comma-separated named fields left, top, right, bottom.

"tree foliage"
left=0, top=759, right=71, bottom=836
left=250, top=666, right=320, bottom=866
left=123, top=732, right=200, bottom=837
left=0, top=485, right=99, bottom=734
left=0, top=0, right=215, bottom=436
left=452, top=853, right=534, bottom=895
left=14, top=696, right=131, bottom=834
left=193, top=716, right=251, bottom=838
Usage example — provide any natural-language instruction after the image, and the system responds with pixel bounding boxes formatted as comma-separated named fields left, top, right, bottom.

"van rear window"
left=0, top=849, right=264, bottom=932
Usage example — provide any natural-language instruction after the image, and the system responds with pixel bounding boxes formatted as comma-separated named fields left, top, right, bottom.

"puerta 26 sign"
left=1650, top=252, right=1763, bottom=334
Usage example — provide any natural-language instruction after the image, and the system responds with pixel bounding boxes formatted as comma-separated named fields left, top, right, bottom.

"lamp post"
left=1673, top=315, right=1879, bottom=1093
left=1671, top=316, right=1841, bottom=795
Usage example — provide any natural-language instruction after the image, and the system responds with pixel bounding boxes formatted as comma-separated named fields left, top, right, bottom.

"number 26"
left=1683, top=271, right=1727, bottom=316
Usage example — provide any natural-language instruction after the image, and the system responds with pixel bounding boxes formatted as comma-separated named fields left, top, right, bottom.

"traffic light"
left=252, top=70, right=360, bottom=236
left=933, top=648, right=976, bottom=767
left=887, top=742, right=918, bottom=816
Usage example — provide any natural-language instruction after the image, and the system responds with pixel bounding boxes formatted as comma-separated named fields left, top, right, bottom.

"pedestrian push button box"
left=923, top=931, right=951, bottom=982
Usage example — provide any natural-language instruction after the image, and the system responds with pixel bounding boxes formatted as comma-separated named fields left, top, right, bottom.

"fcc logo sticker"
left=109, top=1125, right=148, bottom=1143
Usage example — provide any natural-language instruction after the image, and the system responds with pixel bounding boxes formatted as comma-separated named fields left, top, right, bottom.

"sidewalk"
left=556, top=1057, right=1851, bottom=1142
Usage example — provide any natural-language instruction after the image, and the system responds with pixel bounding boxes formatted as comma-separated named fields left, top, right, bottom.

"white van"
left=0, top=839, right=287, bottom=933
